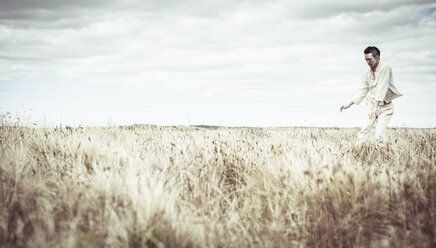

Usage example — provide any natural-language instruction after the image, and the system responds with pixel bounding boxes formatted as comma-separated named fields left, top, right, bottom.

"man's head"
left=364, top=46, right=380, bottom=70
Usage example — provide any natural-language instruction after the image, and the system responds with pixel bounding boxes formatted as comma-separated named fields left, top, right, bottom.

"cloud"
left=280, top=0, right=434, bottom=19
left=0, top=0, right=435, bottom=103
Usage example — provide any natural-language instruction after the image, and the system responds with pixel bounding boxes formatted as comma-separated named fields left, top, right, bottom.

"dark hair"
left=364, top=46, right=380, bottom=57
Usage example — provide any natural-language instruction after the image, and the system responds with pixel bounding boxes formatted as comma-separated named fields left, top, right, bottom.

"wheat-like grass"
left=0, top=121, right=435, bottom=247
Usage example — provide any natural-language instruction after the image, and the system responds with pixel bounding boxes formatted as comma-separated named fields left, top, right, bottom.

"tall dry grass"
left=0, top=120, right=435, bottom=247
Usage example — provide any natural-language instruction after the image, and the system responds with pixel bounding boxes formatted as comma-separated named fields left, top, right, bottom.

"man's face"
left=364, top=53, right=379, bottom=69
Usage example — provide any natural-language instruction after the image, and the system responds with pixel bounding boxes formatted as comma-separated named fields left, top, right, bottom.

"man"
left=340, top=46, right=402, bottom=145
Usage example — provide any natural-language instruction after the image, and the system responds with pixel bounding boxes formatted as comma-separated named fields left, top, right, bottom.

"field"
left=0, top=123, right=435, bottom=247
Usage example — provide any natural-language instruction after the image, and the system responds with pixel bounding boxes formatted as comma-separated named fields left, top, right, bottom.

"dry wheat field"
left=0, top=121, right=435, bottom=247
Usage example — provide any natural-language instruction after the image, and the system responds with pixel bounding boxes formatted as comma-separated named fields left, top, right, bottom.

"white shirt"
left=353, top=62, right=402, bottom=105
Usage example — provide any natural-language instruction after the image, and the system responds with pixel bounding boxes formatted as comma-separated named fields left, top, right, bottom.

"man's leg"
left=375, top=103, right=394, bottom=144
left=357, top=114, right=376, bottom=143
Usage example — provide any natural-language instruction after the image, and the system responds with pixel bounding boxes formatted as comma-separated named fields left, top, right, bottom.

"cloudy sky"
left=1, top=0, right=435, bottom=127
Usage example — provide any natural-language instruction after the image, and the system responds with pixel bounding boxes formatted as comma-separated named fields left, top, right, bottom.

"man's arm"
left=340, top=72, right=368, bottom=112
left=340, top=101, right=354, bottom=112
left=368, top=101, right=381, bottom=119
left=369, top=66, right=392, bottom=119
left=352, top=73, right=369, bottom=105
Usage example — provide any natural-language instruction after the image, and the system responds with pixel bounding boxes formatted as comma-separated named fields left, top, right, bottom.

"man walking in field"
left=340, top=46, right=402, bottom=146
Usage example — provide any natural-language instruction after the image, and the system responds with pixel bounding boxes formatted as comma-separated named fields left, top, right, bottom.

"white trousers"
left=357, top=102, right=394, bottom=143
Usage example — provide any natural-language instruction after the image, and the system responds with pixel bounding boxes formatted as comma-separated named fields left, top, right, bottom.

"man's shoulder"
left=378, top=62, right=392, bottom=72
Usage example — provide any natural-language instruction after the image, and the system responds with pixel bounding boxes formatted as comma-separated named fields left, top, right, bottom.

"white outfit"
left=352, top=62, right=402, bottom=143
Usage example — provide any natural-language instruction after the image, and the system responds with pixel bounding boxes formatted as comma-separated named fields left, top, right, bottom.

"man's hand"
left=340, top=101, right=354, bottom=112
left=368, top=101, right=381, bottom=120
left=368, top=109, right=377, bottom=120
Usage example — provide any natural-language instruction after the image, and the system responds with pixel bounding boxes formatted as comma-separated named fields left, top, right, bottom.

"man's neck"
left=371, top=61, right=380, bottom=72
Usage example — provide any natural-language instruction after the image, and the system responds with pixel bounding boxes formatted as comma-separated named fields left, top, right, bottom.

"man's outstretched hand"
left=340, top=101, right=354, bottom=112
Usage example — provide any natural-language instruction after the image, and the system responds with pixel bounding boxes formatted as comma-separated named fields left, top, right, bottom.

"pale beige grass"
left=0, top=124, right=435, bottom=247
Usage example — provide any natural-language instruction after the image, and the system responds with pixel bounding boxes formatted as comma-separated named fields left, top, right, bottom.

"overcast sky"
left=1, top=0, right=435, bottom=127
